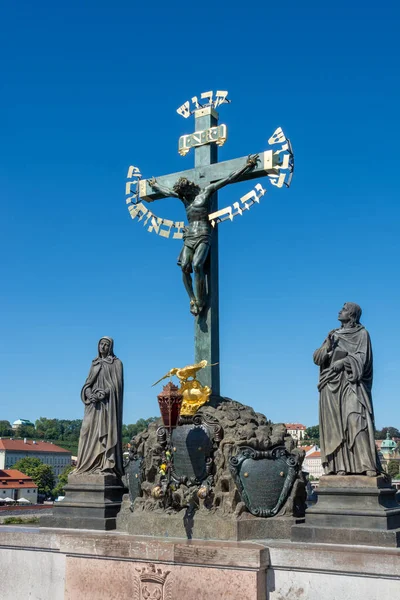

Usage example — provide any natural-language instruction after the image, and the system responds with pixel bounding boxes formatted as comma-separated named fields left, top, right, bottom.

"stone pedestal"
left=292, top=475, right=400, bottom=547
left=117, top=496, right=304, bottom=541
left=41, top=473, right=126, bottom=531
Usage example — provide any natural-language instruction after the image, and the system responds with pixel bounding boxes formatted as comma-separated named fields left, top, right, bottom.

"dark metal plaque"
left=126, top=456, right=143, bottom=509
left=229, top=446, right=299, bottom=517
left=171, top=422, right=213, bottom=485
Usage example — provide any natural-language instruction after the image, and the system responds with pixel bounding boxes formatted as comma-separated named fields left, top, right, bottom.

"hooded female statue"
left=313, top=303, right=380, bottom=476
left=74, top=337, right=124, bottom=477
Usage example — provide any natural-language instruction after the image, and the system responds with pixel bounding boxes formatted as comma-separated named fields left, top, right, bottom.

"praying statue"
left=313, top=303, right=381, bottom=476
left=74, top=337, right=124, bottom=477
left=148, top=154, right=258, bottom=316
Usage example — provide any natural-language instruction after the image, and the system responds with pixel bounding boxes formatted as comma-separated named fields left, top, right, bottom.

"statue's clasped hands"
left=86, top=388, right=109, bottom=403
left=94, top=388, right=109, bottom=402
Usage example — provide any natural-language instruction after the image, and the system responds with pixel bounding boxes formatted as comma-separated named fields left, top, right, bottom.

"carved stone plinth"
left=292, top=475, right=400, bottom=547
left=117, top=499, right=304, bottom=541
left=41, top=473, right=126, bottom=531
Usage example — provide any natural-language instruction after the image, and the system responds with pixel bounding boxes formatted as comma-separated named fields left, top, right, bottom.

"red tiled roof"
left=0, top=439, right=71, bottom=453
left=305, top=451, right=321, bottom=458
left=0, top=470, right=31, bottom=479
left=285, top=423, right=306, bottom=430
left=0, top=469, right=37, bottom=489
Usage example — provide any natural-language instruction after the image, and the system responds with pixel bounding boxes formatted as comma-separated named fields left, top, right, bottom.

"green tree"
left=17, top=424, right=36, bottom=439
left=34, top=417, right=82, bottom=443
left=13, top=457, right=55, bottom=496
left=13, top=456, right=42, bottom=474
left=122, top=417, right=158, bottom=444
left=304, top=425, right=320, bottom=445
left=387, top=460, right=400, bottom=478
left=52, top=465, right=74, bottom=498
left=375, top=427, right=400, bottom=440
left=61, top=420, right=82, bottom=442
left=35, top=417, right=61, bottom=440
left=0, top=420, right=12, bottom=436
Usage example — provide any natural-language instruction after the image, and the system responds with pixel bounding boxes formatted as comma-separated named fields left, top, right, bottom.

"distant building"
left=285, top=423, right=306, bottom=442
left=0, top=469, right=38, bottom=503
left=302, top=445, right=319, bottom=455
left=377, top=433, right=400, bottom=475
left=12, top=419, right=34, bottom=431
left=0, top=439, right=72, bottom=478
left=303, top=445, right=324, bottom=478
left=380, top=433, right=398, bottom=458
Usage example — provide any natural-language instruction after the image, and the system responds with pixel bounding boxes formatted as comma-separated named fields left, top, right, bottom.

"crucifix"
left=126, top=90, right=294, bottom=396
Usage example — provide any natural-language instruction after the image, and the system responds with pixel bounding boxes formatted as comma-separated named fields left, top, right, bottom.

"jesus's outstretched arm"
left=204, top=154, right=259, bottom=195
left=147, top=178, right=180, bottom=200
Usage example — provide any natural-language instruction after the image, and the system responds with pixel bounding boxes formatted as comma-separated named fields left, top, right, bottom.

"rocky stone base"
left=292, top=475, right=400, bottom=547
left=41, top=473, right=125, bottom=531
left=127, top=399, right=306, bottom=524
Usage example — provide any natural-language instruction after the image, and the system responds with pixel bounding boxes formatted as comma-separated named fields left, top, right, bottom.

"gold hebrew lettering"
left=125, top=181, right=137, bottom=195
left=128, top=202, right=148, bottom=221
left=147, top=216, right=163, bottom=234
left=254, top=183, right=267, bottom=197
left=232, top=202, right=243, bottom=217
left=268, top=127, right=286, bottom=145
left=208, top=205, right=233, bottom=226
left=191, top=96, right=201, bottom=109
left=177, top=101, right=191, bottom=118
left=277, top=154, right=290, bottom=170
left=274, top=142, right=289, bottom=153
left=201, top=90, right=213, bottom=106
left=127, top=166, right=142, bottom=179
left=159, top=219, right=174, bottom=239
left=269, top=173, right=286, bottom=188
left=214, top=90, right=229, bottom=107
left=173, top=222, right=185, bottom=239
left=142, top=210, right=153, bottom=226
left=240, top=189, right=259, bottom=210
left=273, top=143, right=291, bottom=170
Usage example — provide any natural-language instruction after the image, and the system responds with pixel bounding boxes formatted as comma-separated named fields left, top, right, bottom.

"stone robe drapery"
left=313, top=325, right=380, bottom=474
left=75, top=342, right=124, bottom=477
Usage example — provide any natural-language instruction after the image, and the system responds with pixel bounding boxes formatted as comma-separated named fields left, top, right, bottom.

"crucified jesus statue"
left=148, top=154, right=259, bottom=316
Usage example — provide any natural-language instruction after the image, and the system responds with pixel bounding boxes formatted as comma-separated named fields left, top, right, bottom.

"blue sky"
left=1, top=1, right=399, bottom=430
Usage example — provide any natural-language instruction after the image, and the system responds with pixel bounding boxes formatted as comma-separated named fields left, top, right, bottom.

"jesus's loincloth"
left=177, top=227, right=211, bottom=272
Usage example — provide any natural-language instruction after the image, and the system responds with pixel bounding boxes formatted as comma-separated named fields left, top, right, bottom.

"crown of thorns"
left=173, top=177, right=200, bottom=194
